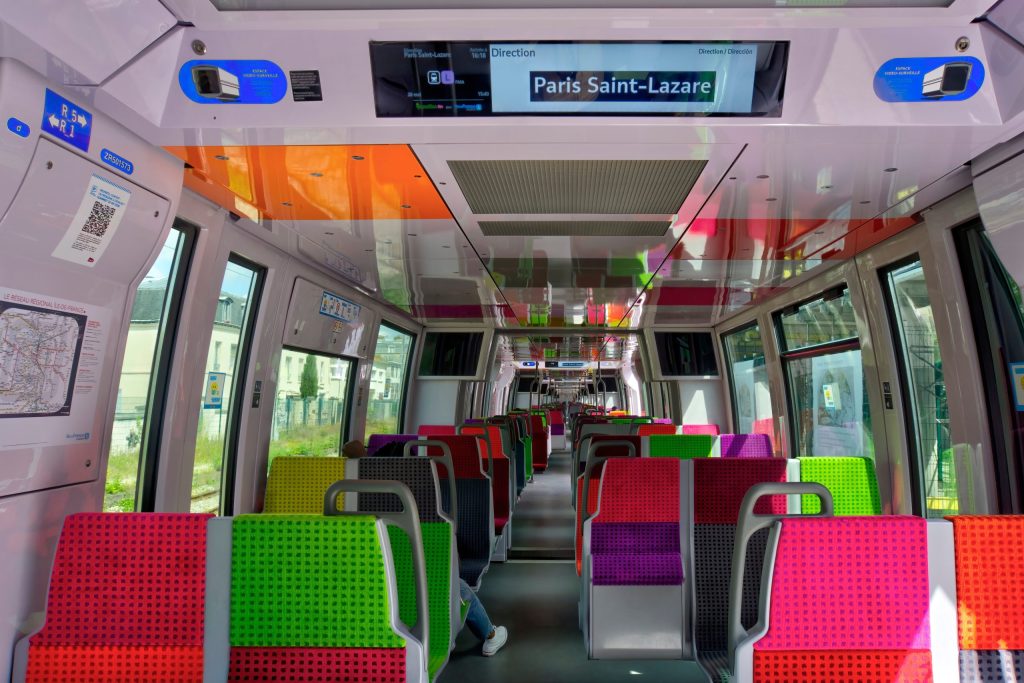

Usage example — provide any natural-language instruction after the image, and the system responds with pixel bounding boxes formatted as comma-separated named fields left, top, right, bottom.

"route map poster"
left=0, top=287, right=110, bottom=449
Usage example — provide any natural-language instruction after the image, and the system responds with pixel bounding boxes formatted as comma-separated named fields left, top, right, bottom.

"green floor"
left=437, top=450, right=708, bottom=683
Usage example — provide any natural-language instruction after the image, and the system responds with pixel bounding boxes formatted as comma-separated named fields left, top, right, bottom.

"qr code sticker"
left=81, top=201, right=115, bottom=238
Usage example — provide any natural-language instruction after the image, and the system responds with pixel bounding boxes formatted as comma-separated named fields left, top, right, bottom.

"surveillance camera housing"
left=922, top=62, right=971, bottom=98
left=191, top=65, right=241, bottom=100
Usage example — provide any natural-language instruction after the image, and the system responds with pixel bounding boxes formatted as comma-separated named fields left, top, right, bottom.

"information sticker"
left=52, top=174, right=132, bottom=267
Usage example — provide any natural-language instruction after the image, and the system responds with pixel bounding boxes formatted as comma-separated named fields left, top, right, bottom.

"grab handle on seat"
left=324, top=479, right=429, bottom=656
left=579, top=439, right=638, bottom=521
left=727, top=482, right=833, bottom=665
left=403, top=439, right=459, bottom=530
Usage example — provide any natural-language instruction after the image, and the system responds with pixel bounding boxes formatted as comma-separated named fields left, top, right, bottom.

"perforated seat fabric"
left=428, top=436, right=486, bottom=478
left=358, top=458, right=445, bottom=523
left=459, top=426, right=511, bottom=533
left=229, top=647, right=406, bottom=683
left=648, top=434, right=713, bottom=459
left=26, top=513, right=211, bottom=683
left=418, top=425, right=456, bottom=437
left=798, top=456, right=881, bottom=515
left=230, top=515, right=404, bottom=649
left=264, top=457, right=346, bottom=513
left=367, top=434, right=419, bottom=456
left=387, top=523, right=454, bottom=680
left=753, top=516, right=932, bottom=682
left=692, top=459, right=787, bottom=680
left=592, top=458, right=680, bottom=523
left=440, top=480, right=492, bottom=585
left=637, top=423, right=677, bottom=437
left=949, top=516, right=1024, bottom=682
left=720, top=433, right=773, bottom=458
left=591, top=522, right=682, bottom=585
left=530, top=414, right=549, bottom=471
left=683, top=424, right=720, bottom=436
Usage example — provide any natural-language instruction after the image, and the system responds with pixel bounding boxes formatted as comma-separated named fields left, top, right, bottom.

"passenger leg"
left=459, top=578, right=508, bottom=656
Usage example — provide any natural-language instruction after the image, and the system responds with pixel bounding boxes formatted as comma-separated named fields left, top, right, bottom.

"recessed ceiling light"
left=351, top=155, right=365, bottom=161
left=757, top=174, right=770, bottom=179
left=309, top=172, right=323, bottom=177
left=214, top=155, right=229, bottom=161
left=884, top=167, right=898, bottom=172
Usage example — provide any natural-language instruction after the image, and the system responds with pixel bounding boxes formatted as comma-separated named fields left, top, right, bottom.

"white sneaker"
left=482, top=625, right=508, bottom=656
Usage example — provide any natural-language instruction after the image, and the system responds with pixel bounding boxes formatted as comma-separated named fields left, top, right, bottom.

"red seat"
left=530, top=414, right=550, bottom=472
left=23, top=513, right=210, bottom=683
left=461, top=425, right=511, bottom=534
left=575, top=435, right=641, bottom=575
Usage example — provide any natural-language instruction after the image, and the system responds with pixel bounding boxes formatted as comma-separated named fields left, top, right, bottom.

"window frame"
left=135, top=220, right=198, bottom=511
left=376, top=320, right=417, bottom=434
left=773, top=285, right=865, bottom=458
left=276, top=344, right=358, bottom=452
left=720, top=319, right=766, bottom=435
left=218, top=253, right=267, bottom=515
left=879, top=254, right=931, bottom=516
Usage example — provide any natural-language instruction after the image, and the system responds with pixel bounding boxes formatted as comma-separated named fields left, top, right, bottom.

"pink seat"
left=683, top=424, right=720, bottom=436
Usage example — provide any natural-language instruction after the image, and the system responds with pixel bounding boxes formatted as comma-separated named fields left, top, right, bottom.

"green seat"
left=798, top=456, right=881, bottom=515
left=389, top=522, right=454, bottom=679
left=648, top=434, right=714, bottom=459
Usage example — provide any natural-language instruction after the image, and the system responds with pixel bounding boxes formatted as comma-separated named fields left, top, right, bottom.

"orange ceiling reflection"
left=165, top=144, right=452, bottom=221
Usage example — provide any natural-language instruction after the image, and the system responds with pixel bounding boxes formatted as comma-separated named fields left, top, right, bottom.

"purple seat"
left=591, top=522, right=683, bottom=586
left=366, top=433, right=418, bottom=456
left=720, top=433, right=773, bottom=458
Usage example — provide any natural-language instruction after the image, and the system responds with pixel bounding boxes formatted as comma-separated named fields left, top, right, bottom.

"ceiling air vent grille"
left=448, top=159, right=706, bottom=214
left=479, top=221, right=669, bottom=237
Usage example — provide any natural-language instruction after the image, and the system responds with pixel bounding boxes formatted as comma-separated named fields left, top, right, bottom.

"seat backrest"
left=367, top=433, right=419, bottom=456
left=460, top=425, right=511, bottom=528
left=798, top=456, right=881, bottom=515
left=418, top=424, right=456, bottom=438
left=265, top=456, right=347, bottom=513
left=357, top=457, right=446, bottom=522
left=574, top=438, right=640, bottom=575
left=683, top=424, right=720, bottom=436
left=549, top=409, right=565, bottom=435
left=751, top=516, right=933, bottom=681
left=752, top=417, right=778, bottom=452
left=23, top=513, right=210, bottom=683
left=427, top=435, right=486, bottom=479
left=648, top=434, right=714, bottom=459
left=637, top=423, right=677, bottom=437
left=228, top=514, right=411, bottom=682
left=949, top=515, right=1024, bottom=682
left=593, top=457, right=680, bottom=524
left=720, top=433, right=773, bottom=459
left=692, top=458, right=789, bottom=658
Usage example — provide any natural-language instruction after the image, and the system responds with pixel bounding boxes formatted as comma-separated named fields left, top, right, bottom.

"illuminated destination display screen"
left=370, top=41, right=788, bottom=117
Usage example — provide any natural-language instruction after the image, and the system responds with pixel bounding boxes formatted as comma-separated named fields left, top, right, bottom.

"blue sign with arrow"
left=41, top=89, right=91, bottom=152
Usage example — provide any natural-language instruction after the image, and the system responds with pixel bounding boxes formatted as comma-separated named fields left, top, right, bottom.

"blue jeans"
left=459, top=578, right=494, bottom=640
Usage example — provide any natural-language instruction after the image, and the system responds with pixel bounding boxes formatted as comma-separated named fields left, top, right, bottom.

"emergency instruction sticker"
left=52, top=174, right=132, bottom=267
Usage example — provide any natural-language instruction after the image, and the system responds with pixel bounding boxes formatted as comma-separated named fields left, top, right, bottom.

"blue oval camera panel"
left=874, top=56, right=985, bottom=102
left=179, top=60, right=288, bottom=104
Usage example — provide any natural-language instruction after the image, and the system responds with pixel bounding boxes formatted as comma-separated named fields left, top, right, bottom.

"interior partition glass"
left=884, top=260, right=953, bottom=516
left=270, top=349, right=353, bottom=470
left=722, top=323, right=773, bottom=437
left=192, top=258, right=263, bottom=513
left=777, top=287, right=873, bottom=459
left=103, top=228, right=189, bottom=512
left=365, top=324, right=414, bottom=438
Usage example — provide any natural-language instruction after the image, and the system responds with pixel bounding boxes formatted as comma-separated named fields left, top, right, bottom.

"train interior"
left=1, top=0, right=1024, bottom=681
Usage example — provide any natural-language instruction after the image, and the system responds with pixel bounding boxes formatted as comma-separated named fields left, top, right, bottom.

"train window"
left=364, top=323, right=415, bottom=438
left=103, top=225, right=194, bottom=512
left=776, top=288, right=873, bottom=458
left=882, top=259, right=954, bottom=517
left=192, top=256, right=264, bottom=514
left=722, top=323, right=772, bottom=436
left=270, top=348, right=354, bottom=469
left=955, top=224, right=1024, bottom=512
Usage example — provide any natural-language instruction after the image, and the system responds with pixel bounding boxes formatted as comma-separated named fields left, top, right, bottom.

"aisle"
left=437, top=450, right=707, bottom=683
